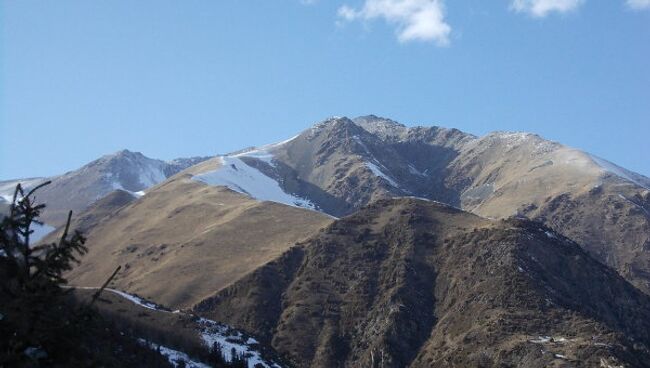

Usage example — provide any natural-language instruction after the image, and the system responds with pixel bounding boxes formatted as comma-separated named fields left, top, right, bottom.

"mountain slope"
left=0, top=150, right=211, bottom=228
left=184, top=115, right=650, bottom=295
left=195, top=198, right=650, bottom=368
left=71, top=287, right=289, bottom=367
left=443, top=130, right=650, bottom=294
left=60, top=173, right=333, bottom=309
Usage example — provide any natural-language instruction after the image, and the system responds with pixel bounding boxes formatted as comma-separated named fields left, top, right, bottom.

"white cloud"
left=510, top=0, right=585, bottom=17
left=626, top=0, right=650, bottom=10
left=337, top=0, right=451, bottom=45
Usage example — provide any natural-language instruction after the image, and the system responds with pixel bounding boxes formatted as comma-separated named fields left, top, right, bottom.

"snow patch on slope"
left=408, top=164, right=426, bottom=177
left=192, top=156, right=316, bottom=210
left=0, top=178, right=48, bottom=202
left=107, top=289, right=165, bottom=311
left=590, top=155, right=650, bottom=189
left=78, top=287, right=285, bottom=368
left=349, top=134, right=402, bottom=188
left=365, top=162, right=399, bottom=188
left=139, top=339, right=210, bottom=368
left=110, top=181, right=147, bottom=198
left=198, top=319, right=282, bottom=368
left=231, top=134, right=299, bottom=167
left=72, top=286, right=168, bottom=311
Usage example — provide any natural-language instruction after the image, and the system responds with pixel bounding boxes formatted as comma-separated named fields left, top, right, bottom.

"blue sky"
left=1, top=0, right=649, bottom=179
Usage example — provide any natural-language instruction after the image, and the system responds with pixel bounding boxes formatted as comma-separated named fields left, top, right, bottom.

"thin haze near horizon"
left=1, top=0, right=649, bottom=180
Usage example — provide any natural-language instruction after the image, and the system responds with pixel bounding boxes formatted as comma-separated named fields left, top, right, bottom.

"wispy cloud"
left=626, top=0, right=650, bottom=10
left=337, top=0, right=451, bottom=45
left=510, top=0, right=585, bottom=17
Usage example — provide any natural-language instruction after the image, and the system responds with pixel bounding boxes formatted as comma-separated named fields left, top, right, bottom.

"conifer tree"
left=0, top=182, right=91, bottom=366
left=1, top=181, right=87, bottom=294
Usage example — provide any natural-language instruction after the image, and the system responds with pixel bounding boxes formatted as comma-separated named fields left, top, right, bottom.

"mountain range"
left=4, top=115, right=650, bottom=367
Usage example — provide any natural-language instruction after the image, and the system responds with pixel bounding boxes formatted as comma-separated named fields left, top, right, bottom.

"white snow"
left=365, top=162, right=399, bottom=187
left=590, top=154, right=650, bottom=189
left=408, top=164, right=426, bottom=177
left=529, top=336, right=568, bottom=344
left=531, top=336, right=550, bottom=343
left=72, top=287, right=284, bottom=367
left=192, top=156, right=316, bottom=210
left=198, top=318, right=282, bottom=368
left=72, top=286, right=166, bottom=311
left=231, top=134, right=299, bottom=167
left=544, top=231, right=556, bottom=239
left=109, top=181, right=147, bottom=199
left=0, top=178, right=47, bottom=201
left=105, top=289, right=163, bottom=311
left=270, top=134, right=300, bottom=147
left=554, top=354, right=567, bottom=359
left=139, top=339, right=211, bottom=368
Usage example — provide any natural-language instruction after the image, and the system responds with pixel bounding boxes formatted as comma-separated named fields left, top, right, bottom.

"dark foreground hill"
left=195, top=198, right=650, bottom=368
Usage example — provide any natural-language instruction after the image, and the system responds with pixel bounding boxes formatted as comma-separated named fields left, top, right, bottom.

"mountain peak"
left=107, top=149, right=147, bottom=160
left=353, top=115, right=409, bottom=140
left=303, top=116, right=366, bottom=140
left=311, top=116, right=355, bottom=129
left=353, top=114, right=405, bottom=128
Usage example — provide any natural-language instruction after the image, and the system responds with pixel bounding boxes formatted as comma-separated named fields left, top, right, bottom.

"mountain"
left=56, top=172, right=332, bottom=309
left=16, top=114, right=650, bottom=366
left=0, top=150, right=211, bottom=228
left=183, top=115, right=650, bottom=295
left=194, top=198, right=650, bottom=368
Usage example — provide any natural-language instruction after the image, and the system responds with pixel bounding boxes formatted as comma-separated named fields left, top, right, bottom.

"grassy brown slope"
left=64, top=174, right=333, bottom=309
left=195, top=198, right=650, bottom=368
left=40, top=189, right=137, bottom=242
left=444, top=132, right=650, bottom=295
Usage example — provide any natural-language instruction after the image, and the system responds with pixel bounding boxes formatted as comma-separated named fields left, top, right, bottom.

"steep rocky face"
left=523, top=181, right=650, bottom=294
left=194, top=199, right=650, bottom=368
left=271, top=117, right=411, bottom=214
left=0, top=150, right=211, bottom=227
left=239, top=116, right=475, bottom=215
